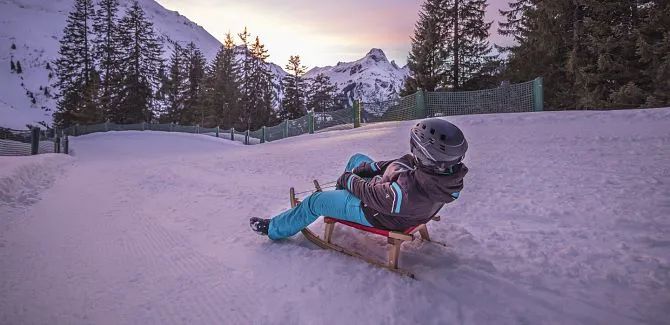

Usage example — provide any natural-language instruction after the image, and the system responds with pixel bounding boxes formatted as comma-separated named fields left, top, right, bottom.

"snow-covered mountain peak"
left=364, top=48, right=388, bottom=63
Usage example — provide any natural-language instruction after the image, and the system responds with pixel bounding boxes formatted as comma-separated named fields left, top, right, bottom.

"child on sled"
left=250, top=118, right=469, bottom=239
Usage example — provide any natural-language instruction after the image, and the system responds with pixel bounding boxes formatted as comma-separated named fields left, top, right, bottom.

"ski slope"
left=1, top=109, right=669, bottom=324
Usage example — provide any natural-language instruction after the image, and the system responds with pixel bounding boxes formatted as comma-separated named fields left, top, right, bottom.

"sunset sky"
left=157, top=0, right=512, bottom=69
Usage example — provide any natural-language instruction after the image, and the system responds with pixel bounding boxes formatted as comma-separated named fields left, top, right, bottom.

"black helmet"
left=410, top=118, right=468, bottom=174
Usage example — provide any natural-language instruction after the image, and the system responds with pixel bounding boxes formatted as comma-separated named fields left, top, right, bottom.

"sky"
left=156, top=0, right=512, bottom=69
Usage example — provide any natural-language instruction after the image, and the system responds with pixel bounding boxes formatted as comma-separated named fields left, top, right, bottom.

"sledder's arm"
left=337, top=172, right=406, bottom=215
left=352, top=160, right=395, bottom=177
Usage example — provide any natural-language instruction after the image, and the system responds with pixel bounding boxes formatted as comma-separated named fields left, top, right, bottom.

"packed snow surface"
left=1, top=109, right=669, bottom=324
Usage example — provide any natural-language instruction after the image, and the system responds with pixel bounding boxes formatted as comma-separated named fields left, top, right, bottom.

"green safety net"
left=49, top=79, right=540, bottom=148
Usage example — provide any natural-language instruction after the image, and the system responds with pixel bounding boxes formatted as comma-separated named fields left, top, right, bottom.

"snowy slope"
left=306, top=48, right=410, bottom=105
left=1, top=108, right=669, bottom=324
left=0, top=0, right=222, bottom=129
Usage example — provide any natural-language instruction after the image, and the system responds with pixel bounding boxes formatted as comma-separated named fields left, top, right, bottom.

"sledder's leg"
left=344, top=153, right=374, bottom=172
left=268, top=190, right=373, bottom=240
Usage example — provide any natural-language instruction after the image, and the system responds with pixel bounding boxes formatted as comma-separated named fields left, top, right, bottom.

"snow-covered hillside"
left=306, top=48, right=410, bottom=105
left=1, top=108, right=669, bottom=324
left=0, top=0, right=222, bottom=129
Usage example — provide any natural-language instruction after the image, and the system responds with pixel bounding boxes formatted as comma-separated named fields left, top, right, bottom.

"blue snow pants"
left=268, top=153, right=375, bottom=240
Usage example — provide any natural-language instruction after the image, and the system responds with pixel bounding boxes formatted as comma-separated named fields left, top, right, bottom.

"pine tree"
left=182, top=42, right=207, bottom=125
left=405, top=0, right=447, bottom=92
left=246, top=36, right=275, bottom=130
left=11, top=43, right=16, bottom=50
left=16, top=61, right=22, bottom=74
left=202, top=33, right=241, bottom=128
left=53, top=0, right=99, bottom=127
left=281, top=55, right=307, bottom=120
left=237, top=27, right=253, bottom=129
left=93, top=0, right=123, bottom=120
left=159, top=43, right=187, bottom=123
left=406, top=0, right=494, bottom=92
left=10, top=59, right=15, bottom=72
left=497, top=0, right=534, bottom=52
left=115, top=0, right=163, bottom=123
left=637, top=0, right=670, bottom=107
left=444, top=0, right=494, bottom=90
left=306, top=73, right=337, bottom=113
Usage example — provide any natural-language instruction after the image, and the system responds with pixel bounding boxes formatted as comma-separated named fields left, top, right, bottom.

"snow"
left=0, top=0, right=222, bottom=129
left=1, top=108, right=669, bottom=324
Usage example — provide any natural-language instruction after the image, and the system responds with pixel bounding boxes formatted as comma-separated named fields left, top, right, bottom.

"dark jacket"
left=336, top=154, right=468, bottom=231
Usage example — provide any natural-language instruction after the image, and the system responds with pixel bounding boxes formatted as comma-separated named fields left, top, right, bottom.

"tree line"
left=406, top=0, right=670, bottom=109
left=54, top=0, right=341, bottom=130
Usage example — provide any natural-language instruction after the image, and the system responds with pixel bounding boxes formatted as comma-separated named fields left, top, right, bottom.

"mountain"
left=0, top=0, right=224, bottom=129
left=305, top=48, right=410, bottom=106
left=0, top=0, right=407, bottom=129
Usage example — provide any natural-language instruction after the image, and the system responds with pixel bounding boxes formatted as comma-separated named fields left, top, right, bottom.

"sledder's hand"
left=336, top=171, right=353, bottom=190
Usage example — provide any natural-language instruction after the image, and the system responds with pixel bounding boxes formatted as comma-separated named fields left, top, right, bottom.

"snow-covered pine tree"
left=306, top=73, right=337, bottom=113
left=11, top=43, right=16, bottom=50
left=202, top=33, right=241, bottom=129
left=16, top=61, right=22, bottom=74
left=10, top=59, right=16, bottom=72
left=246, top=36, right=275, bottom=130
left=93, top=0, right=123, bottom=121
left=281, top=55, right=307, bottom=120
left=181, top=42, right=207, bottom=125
left=116, top=0, right=163, bottom=123
left=53, top=0, right=99, bottom=127
left=405, top=0, right=447, bottom=92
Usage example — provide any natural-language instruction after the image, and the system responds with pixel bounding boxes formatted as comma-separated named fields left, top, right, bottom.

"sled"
left=291, top=180, right=445, bottom=279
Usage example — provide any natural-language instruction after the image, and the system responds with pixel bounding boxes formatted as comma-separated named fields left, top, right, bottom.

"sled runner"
left=290, top=180, right=445, bottom=279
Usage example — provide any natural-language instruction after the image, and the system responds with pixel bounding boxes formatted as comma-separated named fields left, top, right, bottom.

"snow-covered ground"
left=1, top=109, right=669, bottom=324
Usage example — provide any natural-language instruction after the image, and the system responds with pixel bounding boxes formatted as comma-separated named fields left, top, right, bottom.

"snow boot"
left=250, top=217, right=270, bottom=236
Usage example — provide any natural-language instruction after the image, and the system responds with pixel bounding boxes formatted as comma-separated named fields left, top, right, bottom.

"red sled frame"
left=290, top=180, right=445, bottom=279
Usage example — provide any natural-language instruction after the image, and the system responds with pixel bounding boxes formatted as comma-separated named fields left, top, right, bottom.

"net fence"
left=0, top=127, right=57, bottom=156
left=4, top=78, right=540, bottom=153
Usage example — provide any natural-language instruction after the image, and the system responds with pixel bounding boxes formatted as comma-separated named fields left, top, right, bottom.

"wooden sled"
left=291, top=180, right=445, bottom=279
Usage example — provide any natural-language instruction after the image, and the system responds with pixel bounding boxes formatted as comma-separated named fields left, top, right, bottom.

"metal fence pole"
left=231, top=127, right=235, bottom=141
left=261, top=126, right=266, bottom=143
left=30, top=127, right=40, bottom=155
left=353, top=101, right=361, bottom=128
left=533, top=77, right=544, bottom=112
left=308, top=110, right=314, bottom=134
left=415, top=88, right=427, bottom=118
left=216, top=126, right=220, bottom=137
left=245, top=130, right=249, bottom=145
left=105, top=120, right=109, bottom=131
left=55, top=136, right=61, bottom=153
left=63, top=135, right=69, bottom=154
left=284, top=119, right=289, bottom=138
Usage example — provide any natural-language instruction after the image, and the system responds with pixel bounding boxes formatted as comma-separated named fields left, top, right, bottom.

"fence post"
left=55, top=136, right=61, bottom=153
left=215, top=126, right=220, bottom=137
left=231, top=127, right=235, bottom=141
left=245, top=130, right=250, bottom=145
left=30, top=127, right=40, bottom=155
left=261, top=126, right=266, bottom=144
left=196, top=124, right=200, bottom=134
left=308, top=110, right=314, bottom=134
left=532, top=77, right=544, bottom=112
left=415, top=88, right=427, bottom=118
left=63, top=135, right=69, bottom=154
left=353, top=101, right=361, bottom=128
left=105, top=119, right=109, bottom=131
left=284, top=119, right=289, bottom=138
left=142, top=121, right=146, bottom=131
